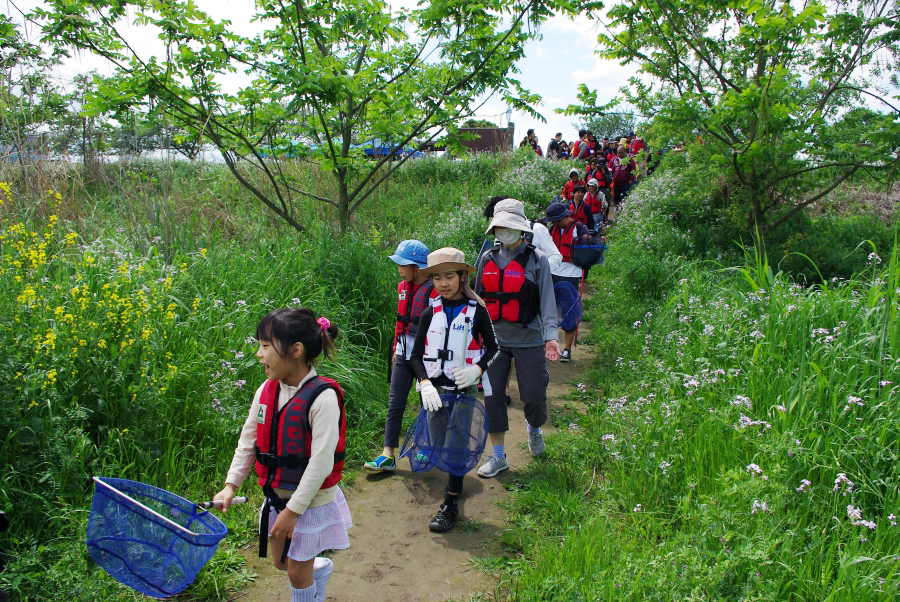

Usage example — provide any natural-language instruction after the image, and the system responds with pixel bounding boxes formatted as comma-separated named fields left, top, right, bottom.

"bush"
left=0, top=188, right=392, bottom=599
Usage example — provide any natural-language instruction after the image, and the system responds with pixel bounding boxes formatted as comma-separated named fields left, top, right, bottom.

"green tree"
left=33, top=0, right=577, bottom=233
left=0, top=16, right=68, bottom=163
left=461, top=118, right=500, bottom=128
left=577, top=102, right=639, bottom=141
left=561, top=0, right=900, bottom=233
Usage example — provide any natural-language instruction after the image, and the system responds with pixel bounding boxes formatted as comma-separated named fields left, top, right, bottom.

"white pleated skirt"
left=261, top=487, right=353, bottom=561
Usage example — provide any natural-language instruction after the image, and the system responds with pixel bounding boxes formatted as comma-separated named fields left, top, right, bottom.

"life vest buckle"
left=436, top=349, right=454, bottom=361
left=255, top=448, right=305, bottom=470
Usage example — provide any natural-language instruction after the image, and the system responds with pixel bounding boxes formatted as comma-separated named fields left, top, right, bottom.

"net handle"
left=92, top=476, right=199, bottom=537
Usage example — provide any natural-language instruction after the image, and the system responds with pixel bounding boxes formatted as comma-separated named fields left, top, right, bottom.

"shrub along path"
left=237, top=297, right=596, bottom=602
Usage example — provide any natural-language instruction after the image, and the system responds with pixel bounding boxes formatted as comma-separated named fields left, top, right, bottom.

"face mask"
left=494, top=228, right=522, bottom=245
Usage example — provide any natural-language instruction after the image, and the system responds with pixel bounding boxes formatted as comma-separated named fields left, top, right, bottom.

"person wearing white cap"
left=474, top=200, right=561, bottom=478
left=585, top=179, right=604, bottom=226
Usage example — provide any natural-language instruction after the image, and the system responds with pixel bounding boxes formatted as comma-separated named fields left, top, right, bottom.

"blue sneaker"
left=364, top=455, right=396, bottom=473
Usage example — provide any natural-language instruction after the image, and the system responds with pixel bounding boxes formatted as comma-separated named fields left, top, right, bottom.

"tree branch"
left=763, top=166, right=861, bottom=233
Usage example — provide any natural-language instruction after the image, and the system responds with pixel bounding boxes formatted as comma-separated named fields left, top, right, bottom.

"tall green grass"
left=0, top=153, right=509, bottom=600
left=500, top=175, right=900, bottom=600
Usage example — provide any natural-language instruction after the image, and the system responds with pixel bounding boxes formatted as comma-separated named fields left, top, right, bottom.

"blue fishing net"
left=87, top=477, right=228, bottom=598
left=399, top=393, right=488, bottom=476
left=554, top=281, right=583, bottom=331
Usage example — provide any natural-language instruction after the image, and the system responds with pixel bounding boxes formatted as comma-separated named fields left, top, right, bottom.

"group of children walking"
left=210, top=195, right=592, bottom=600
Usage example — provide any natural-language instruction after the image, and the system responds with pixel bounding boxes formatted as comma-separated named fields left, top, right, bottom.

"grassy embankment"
left=0, top=151, right=573, bottom=600
left=1, top=149, right=897, bottom=600
left=491, top=157, right=900, bottom=600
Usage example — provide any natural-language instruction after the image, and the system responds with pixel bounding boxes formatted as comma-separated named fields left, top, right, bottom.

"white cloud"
left=542, top=14, right=603, bottom=47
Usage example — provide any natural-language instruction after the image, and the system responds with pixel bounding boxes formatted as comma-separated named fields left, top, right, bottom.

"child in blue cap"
left=364, top=240, right=439, bottom=472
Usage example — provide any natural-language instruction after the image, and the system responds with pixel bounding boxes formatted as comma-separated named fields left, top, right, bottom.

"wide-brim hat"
left=619, top=137, right=628, bottom=146
left=545, top=201, right=573, bottom=221
left=420, top=247, right=476, bottom=276
left=485, top=199, right=533, bottom=235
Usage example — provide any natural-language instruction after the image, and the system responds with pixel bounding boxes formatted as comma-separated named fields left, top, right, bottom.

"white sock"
left=312, top=557, right=334, bottom=602
left=290, top=582, right=317, bottom=602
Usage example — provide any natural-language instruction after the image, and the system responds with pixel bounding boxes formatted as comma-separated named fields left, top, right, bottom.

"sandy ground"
left=236, top=314, right=595, bottom=602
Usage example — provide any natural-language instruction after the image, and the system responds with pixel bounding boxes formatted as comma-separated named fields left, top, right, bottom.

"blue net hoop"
left=399, top=393, right=488, bottom=476
left=87, top=477, right=228, bottom=598
left=554, top=281, right=583, bottom=331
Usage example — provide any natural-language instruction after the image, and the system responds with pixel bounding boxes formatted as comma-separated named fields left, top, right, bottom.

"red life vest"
left=394, top=279, right=436, bottom=350
left=255, top=376, right=346, bottom=492
left=550, top=221, right=578, bottom=264
left=570, top=200, right=591, bottom=228
left=477, top=245, right=540, bottom=325
left=562, top=179, right=585, bottom=201
left=584, top=191, right=603, bottom=216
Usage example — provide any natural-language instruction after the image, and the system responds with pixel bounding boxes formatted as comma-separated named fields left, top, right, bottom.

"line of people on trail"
left=208, top=194, right=602, bottom=601
left=557, top=130, right=648, bottom=222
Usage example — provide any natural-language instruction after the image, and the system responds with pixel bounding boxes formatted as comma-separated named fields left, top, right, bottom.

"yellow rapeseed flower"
left=41, top=331, right=57, bottom=351
left=200, top=248, right=208, bottom=258
left=97, top=340, right=107, bottom=349
left=16, top=287, right=37, bottom=305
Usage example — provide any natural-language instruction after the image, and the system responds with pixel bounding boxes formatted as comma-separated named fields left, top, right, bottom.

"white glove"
left=452, top=365, right=482, bottom=388
left=420, top=380, right=443, bottom=412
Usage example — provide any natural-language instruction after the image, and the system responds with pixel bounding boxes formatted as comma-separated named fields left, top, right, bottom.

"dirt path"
left=238, top=313, right=595, bottom=602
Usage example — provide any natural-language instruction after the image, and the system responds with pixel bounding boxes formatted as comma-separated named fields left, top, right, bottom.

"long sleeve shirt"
left=475, top=242, right=559, bottom=347
left=225, top=368, right=340, bottom=515
left=611, top=156, right=637, bottom=186
left=530, top=222, right=562, bottom=273
left=409, top=298, right=499, bottom=389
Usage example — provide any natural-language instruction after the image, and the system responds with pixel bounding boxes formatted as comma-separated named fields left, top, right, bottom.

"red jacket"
left=561, top=179, right=585, bottom=201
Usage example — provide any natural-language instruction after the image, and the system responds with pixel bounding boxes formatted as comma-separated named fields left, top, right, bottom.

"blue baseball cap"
left=389, top=240, right=430, bottom=268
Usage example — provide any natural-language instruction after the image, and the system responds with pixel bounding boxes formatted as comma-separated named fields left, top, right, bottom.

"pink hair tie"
left=317, top=317, right=331, bottom=332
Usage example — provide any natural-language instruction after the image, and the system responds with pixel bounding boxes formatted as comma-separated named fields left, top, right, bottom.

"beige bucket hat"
left=485, top=198, right=533, bottom=235
left=420, top=247, right=477, bottom=276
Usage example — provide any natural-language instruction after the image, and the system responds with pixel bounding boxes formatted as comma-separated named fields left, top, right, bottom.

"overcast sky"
left=10, top=0, right=633, bottom=147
